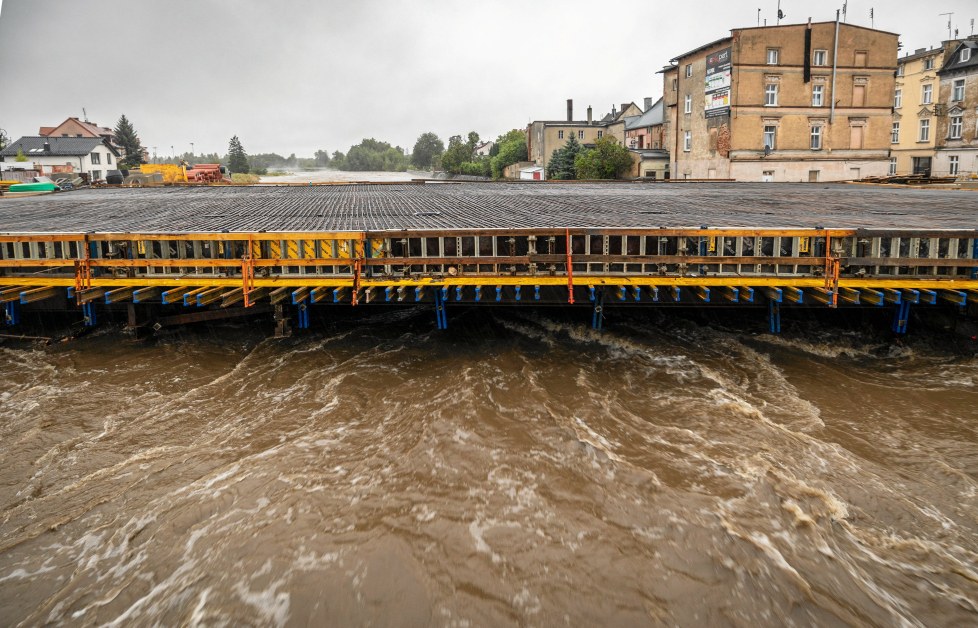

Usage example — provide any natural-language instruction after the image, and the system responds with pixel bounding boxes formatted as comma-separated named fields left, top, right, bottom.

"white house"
left=474, top=141, right=495, bottom=157
left=0, top=136, right=121, bottom=182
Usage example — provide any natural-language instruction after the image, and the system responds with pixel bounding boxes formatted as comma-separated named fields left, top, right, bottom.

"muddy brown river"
left=1, top=308, right=976, bottom=626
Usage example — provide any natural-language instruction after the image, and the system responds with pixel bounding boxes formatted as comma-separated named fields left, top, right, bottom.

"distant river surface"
left=1, top=309, right=977, bottom=626
left=259, top=169, right=429, bottom=184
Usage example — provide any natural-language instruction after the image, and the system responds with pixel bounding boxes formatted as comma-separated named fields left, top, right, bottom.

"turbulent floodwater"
left=1, top=309, right=977, bottom=626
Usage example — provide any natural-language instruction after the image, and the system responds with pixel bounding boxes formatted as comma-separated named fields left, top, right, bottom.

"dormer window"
left=963, top=48, right=972, bottom=63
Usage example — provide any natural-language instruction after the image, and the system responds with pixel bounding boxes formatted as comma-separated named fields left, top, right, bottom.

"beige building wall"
left=891, top=45, right=955, bottom=175
left=670, top=22, right=897, bottom=181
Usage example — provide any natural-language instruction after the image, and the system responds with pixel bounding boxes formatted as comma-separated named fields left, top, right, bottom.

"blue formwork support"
left=455, top=286, right=462, bottom=301
left=66, top=286, right=75, bottom=299
left=768, top=300, right=781, bottom=334
left=3, top=301, right=19, bottom=326
left=297, top=301, right=310, bottom=329
left=534, top=286, right=540, bottom=301
left=649, top=286, right=659, bottom=302
left=475, top=286, right=482, bottom=302
left=440, top=287, right=448, bottom=303
left=892, top=301, right=911, bottom=334
left=919, top=289, right=937, bottom=305
left=415, top=287, right=423, bottom=302
left=592, top=288, right=606, bottom=331
left=589, top=286, right=596, bottom=302
left=514, top=286, right=521, bottom=302
left=333, top=288, right=342, bottom=303
left=434, top=289, right=448, bottom=330
left=495, top=286, right=502, bottom=302
left=618, top=286, right=626, bottom=301
left=741, top=287, right=754, bottom=303
left=633, top=286, right=641, bottom=301
left=671, top=286, right=681, bottom=302
left=82, top=302, right=97, bottom=327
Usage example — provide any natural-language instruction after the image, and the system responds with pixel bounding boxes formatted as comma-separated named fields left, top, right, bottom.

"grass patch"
left=231, top=173, right=261, bottom=184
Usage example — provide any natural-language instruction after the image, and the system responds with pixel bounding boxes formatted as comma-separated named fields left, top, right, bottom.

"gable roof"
left=41, top=117, right=114, bottom=138
left=624, top=98, right=664, bottom=130
left=0, top=136, right=120, bottom=158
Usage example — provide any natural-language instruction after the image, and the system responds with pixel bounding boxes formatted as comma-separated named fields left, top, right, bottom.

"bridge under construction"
left=1, top=181, right=977, bottom=335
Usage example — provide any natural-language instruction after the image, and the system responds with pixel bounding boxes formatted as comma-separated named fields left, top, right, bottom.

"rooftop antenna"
left=777, top=0, right=784, bottom=24
left=970, top=18, right=974, bottom=35
left=758, top=7, right=761, bottom=26
left=82, top=107, right=88, bottom=122
left=842, top=1, right=847, bottom=22
left=939, top=12, right=953, bottom=40
left=870, top=8, right=874, bottom=29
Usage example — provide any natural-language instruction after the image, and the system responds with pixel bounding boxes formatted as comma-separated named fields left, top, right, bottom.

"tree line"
left=99, top=118, right=633, bottom=179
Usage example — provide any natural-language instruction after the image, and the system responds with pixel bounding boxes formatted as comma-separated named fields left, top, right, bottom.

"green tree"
left=574, top=136, right=634, bottom=180
left=490, top=129, right=528, bottom=179
left=546, top=134, right=583, bottom=180
left=314, top=150, right=331, bottom=166
left=0, top=128, right=8, bottom=151
left=113, top=114, right=146, bottom=168
left=440, top=132, right=482, bottom=175
left=411, top=132, right=444, bottom=169
left=227, top=136, right=249, bottom=174
left=15, top=148, right=28, bottom=162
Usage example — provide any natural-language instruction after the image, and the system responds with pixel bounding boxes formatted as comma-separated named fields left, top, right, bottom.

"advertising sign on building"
left=705, top=47, right=731, bottom=118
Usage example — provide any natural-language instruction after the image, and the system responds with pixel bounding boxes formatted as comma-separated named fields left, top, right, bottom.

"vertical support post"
left=892, top=301, right=911, bottom=334
left=768, top=300, right=781, bottom=334
left=82, top=302, right=97, bottom=327
left=566, top=228, right=575, bottom=304
left=352, top=233, right=365, bottom=306
left=971, top=237, right=978, bottom=280
left=3, top=301, right=19, bottom=326
left=434, top=287, right=448, bottom=330
left=592, top=288, right=606, bottom=331
left=242, top=235, right=255, bottom=308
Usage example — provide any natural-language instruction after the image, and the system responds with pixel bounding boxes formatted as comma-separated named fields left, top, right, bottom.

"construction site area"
left=1, top=181, right=977, bottom=335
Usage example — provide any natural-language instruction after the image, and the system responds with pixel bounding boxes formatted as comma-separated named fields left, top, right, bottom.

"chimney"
left=567, top=99, right=573, bottom=122
left=611, top=104, right=617, bottom=117
left=644, top=97, right=653, bottom=111
left=587, top=106, right=593, bottom=124
left=43, top=141, right=51, bottom=153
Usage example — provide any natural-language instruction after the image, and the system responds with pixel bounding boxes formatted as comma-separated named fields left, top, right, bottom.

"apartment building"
left=526, top=100, right=642, bottom=171
left=891, top=43, right=959, bottom=176
left=663, top=20, right=898, bottom=181
left=935, top=38, right=978, bottom=178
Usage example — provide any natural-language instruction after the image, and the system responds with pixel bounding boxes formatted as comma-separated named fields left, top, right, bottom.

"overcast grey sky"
left=1, top=0, right=975, bottom=159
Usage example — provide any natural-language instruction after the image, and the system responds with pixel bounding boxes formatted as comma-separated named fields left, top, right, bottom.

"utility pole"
left=758, top=7, right=761, bottom=26
left=190, top=142, right=195, bottom=157
left=777, top=0, right=782, bottom=25
left=842, top=1, right=847, bottom=23
left=939, top=13, right=953, bottom=41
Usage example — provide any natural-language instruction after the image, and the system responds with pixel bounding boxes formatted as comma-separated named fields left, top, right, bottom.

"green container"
left=8, top=182, right=58, bottom=192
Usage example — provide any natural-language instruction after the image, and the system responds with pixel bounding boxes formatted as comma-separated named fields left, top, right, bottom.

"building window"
left=854, top=51, right=868, bottom=67
left=685, top=64, right=692, bottom=78
left=763, top=126, right=777, bottom=150
left=812, top=85, right=824, bottom=106
left=813, top=49, right=827, bottom=66
left=597, top=130, right=603, bottom=138
left=810, top=126, right=822, bottom=150
left=923, top=57, right=934, bottom=70
left=950, top=115, right=963, bottom=139
left=558, top=130, right=564, bottom=139
left=684, top=94, right=692, bottom=114
left=921, top=84, right=933, bottom=105
left=107, top=153, right=112, bottom=164
left=672, top=78, right=678, bottom=91
left=894, top=89, right=902, bottom=108
left=852, top=84, right=865, bottom=107
left=919, top=118, right=930, bottom=142
left=962, top=48, right=972, bottom=63
left=949, top=155, right=960, bottom=175
left=92, top=170, right=101, bottom=180
left=766, top=48, right=779, bottom=65
left=764, top=84, right=778, bottom=106
left=891, top=122, right=900, bottom=143
left=578, top=130, right=584, bottom=139
left=953, top=78, right=965, bottom=101
left=889, top=158, right=897, bottom=175
left=896, top=64, right=905, bottom=76
left=683, top=131, right=691, bottom=152
left=90, top=153, right=101, bottom=164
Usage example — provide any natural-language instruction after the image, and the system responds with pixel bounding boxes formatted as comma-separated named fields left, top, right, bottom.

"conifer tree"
left=546, top=134, right=582, bottom=180
left=227, top=136, right=249, bottom=174
left=113, top=114, right=145, bottom=168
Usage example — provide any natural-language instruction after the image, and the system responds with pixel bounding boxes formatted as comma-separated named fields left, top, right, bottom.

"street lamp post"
left=190, top=142, right=194, bottom=159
